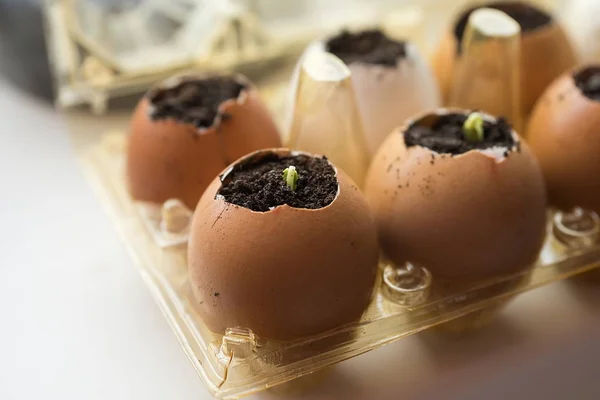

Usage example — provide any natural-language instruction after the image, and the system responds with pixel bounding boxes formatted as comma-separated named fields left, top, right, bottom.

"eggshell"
left=126, top=75, right=282, bottom=210
left=188, top=149, right=379, bottom=341
left=287, top=38, right=440, bottom=157
left=364, top=109, right=547, bottom=281
left=348, top=44, right=441, bottom=156
left=527, top=67, right=600, bottom=213
left=432, top=2, right=577, bottom=116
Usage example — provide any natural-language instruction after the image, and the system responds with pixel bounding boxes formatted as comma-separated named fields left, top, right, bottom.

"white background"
left=2, top=77, right=600, bottom=400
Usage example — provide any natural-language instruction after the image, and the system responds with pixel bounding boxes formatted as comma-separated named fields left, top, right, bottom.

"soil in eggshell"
left=325, top=29, right=407, bottom=67
left=404, top=113, right=517, bottom=156
left=148, top=76, right=246, bottom=129
left=218, top=154, right=338, bottom=212
left=574, top=66, right=600, bottom=101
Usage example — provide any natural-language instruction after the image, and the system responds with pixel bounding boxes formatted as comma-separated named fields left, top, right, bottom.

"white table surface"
left=2, top=77, right=600, bottom=400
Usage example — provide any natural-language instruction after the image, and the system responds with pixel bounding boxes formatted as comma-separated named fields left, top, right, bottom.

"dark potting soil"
left=148, top=76, right=246, bottom=129
left=325, top=29, right=407, bottom=67
left=574, top=66, right=600, bottom=102
left=454, top=2, right=552, bottom=53
left=218, top=154, right=338, bottom=212
left=404, top=113, right=516, bottom=156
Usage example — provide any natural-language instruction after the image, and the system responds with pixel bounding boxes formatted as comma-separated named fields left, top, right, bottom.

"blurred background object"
left=0, top=0, right=580, bottom=111
left=564, top=0, right=600, bottom=63
left=0, top=0, right=54, bottom=100
left=36, top=0, right=481, bottom=114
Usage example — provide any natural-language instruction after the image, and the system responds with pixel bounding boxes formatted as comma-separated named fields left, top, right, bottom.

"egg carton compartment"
left=77, top=131, right=600, bottom=399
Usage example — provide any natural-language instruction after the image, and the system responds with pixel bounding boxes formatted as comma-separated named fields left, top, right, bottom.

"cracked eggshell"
left=527, top=68, right=600, bottom=213
left=126, top=74, right=282, bottom=210
left=432, top=2, right=577, bottom=116
left=188, top=149, right=379, bottom=341
left=364, top=109, right=547, bottom=281
left=287, top=38, right=441, bottom=157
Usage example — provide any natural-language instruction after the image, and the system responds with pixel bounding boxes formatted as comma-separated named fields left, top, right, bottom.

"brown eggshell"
left=431, top=3, right=577, bottom=116
left=126, top=76, right=282, bottom=210
left=343, top=42, right=441, bottom=157
left=188, top=149, right=379, bottom=341
left=527, top=67, right=600, bottom=213
left=365, top=109, right=547, bottom=281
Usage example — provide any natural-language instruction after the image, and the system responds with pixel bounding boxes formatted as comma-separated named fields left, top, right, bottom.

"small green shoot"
left=463, top=112, right=485, bottom=143
left=282, top=166, right=299, bottom=191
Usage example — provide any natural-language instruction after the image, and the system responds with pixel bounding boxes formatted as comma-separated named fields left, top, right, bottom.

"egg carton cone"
left=430, top=0, right=577, bottom=120
left=448, top=7, right=523, bottom=132
left=284, top=26, right=441, bottom=162
left=286, top=50, right=371, bottom=188
left=460, top=0, right=564, bottom=13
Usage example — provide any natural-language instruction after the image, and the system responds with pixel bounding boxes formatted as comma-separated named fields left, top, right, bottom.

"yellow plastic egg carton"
left=76, top=128, right=600, bottom=399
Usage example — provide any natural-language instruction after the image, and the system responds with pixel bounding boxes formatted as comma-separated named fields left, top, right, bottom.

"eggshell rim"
left=569, top=64, right=600, bottom=107
left=314, top=31, right=422, bottom=71
left=450, top=2, right=558, bottom=41
left=144, top=72, right=255, bottom=135
left=399, top=107, right=521, bottom=163
left=214, top=148, right=343, bottom=215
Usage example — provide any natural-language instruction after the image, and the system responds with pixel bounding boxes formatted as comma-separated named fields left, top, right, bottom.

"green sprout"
left=463, top=112, right=485, bottom=143
left=282, top=166, right=299, bottom=191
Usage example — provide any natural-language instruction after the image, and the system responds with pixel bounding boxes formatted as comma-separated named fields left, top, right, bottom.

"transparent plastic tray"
left=78, top=131, right=600, bottom=399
